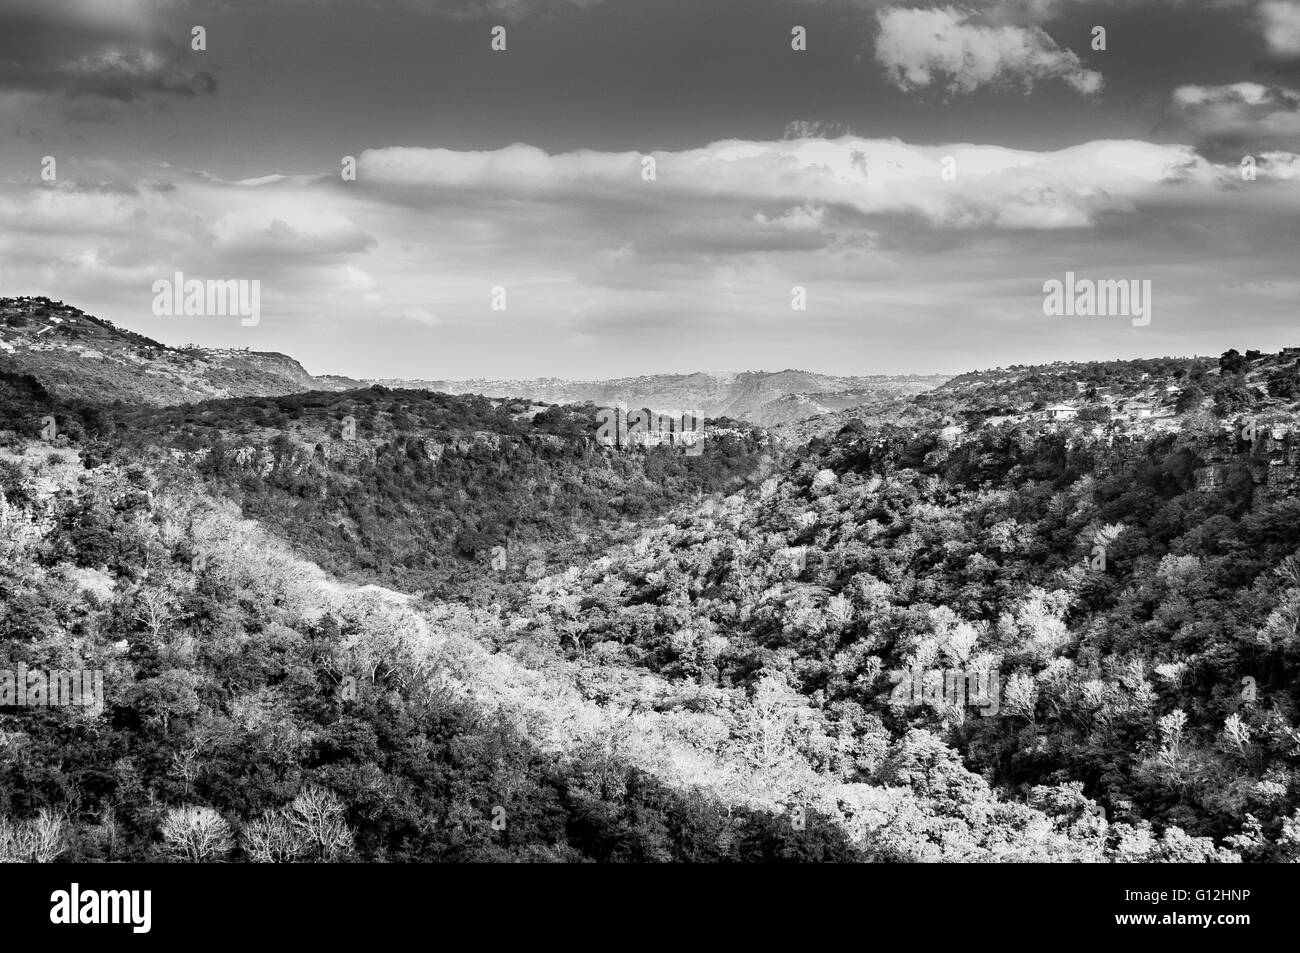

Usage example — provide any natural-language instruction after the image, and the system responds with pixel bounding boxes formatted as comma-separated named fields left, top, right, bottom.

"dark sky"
left=0, top=0, right=1297, bottom=378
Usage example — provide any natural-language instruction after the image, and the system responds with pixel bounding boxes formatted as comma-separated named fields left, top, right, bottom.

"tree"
left=242, top=786, right=354, bottom=863
left=241, top=813, right=302, bottom=863
left=1219, top=349, right=1247, bottom=375
left=159, top=806, right=234, bottom=862
left=134, top=585, right=176, bottom=641
left=1175, top=385, right=1204, bottom=414
left=0, top=809, right=67, bottom=862
left=745, top=672, right=807, bottom=768
left=288, top=786, right=355, bottom=861
left=1266, top=368, right=1299, bottom=400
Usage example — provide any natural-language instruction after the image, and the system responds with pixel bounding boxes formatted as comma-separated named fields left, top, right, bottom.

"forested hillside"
left=0, top=433, right=874, bottom=861
left=3, top=335, right=1300, bottom=862
left=506, top=361, right=1300, bottom=859
left=0, top=374, right=774, bottom=597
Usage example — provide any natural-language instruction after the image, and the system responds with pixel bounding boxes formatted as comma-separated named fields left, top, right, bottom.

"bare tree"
left=241, top=785, right=354, bottom=863
left=159, top=806, right=233, bottom=862
left=287, top=786, right=354, bottom=862
left=242, top=814, right=303, bottom=863
left=134, top=586, right=175, bottom=642
left=0, top=808, right=68, bottom=863
left=170, top=741, right=204, bottom=796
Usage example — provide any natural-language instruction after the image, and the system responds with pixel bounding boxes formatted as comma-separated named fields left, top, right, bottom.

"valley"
left=2, top=297, right=1300, bottom=862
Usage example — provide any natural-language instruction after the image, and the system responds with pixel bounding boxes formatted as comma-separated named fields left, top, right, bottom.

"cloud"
left=58, top=49, right=216, bottom=100
left=783, top=119, right=854, bottom=139
left=1, top=136, right=1296, bottom=378
left=402, top=307, right=441, bottom=325
left=1260, top=0, right=1300, bottom=56
left=0, top=0, right=215, bottom=105
left=210, top=210, right=377, bottom=259
left=1171, top=82, right=1300, bottom=151
left=873, top=6, right=1102, bottom=97
left=357, top=137, right=1214, bottom=230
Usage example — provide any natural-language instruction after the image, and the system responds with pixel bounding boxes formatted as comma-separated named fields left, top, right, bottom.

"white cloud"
left=1172, top=82, right=1300, bottom=149
left=1260, top=0, right=1300, bottom=55
left=873, top=6, right=1102, bottom=96
left=211, top=209, right=376, bottom=258
left=360, top=137, right=1212, bottom=230
left=1, top=137, right=1296, bottom=378
left=754, top=205, right=827, bottom=231
left=402, top=308, right=441, bottom=325
left=783, top=119, right=853, bottom=140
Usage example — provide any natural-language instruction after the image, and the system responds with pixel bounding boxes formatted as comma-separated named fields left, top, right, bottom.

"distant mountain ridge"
left=0, top=296, right=363, bottom=406
left=0, top=297, right=944, bottom=420
left=0, top=297, right=948, bottom=422
left=370, top=369, right=949, bottom=426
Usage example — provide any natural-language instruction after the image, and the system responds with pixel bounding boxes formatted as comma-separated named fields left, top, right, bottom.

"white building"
left=1042, top=404, right=1079, bottom=421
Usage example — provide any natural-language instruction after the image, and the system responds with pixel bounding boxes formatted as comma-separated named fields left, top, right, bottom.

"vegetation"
left=3, top=343, right=1300, bottom=861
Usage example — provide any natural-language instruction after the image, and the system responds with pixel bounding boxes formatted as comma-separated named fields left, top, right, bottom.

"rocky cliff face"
left=1085, top=424, right=1300, bottom=499
left=1191, top=427, right=1300, bottom=497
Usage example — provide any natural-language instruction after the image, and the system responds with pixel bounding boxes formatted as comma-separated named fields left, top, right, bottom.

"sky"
left=0, top=0, right=1297, bottom=379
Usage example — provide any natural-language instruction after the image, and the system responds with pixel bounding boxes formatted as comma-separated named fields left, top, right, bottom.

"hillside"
left=500, top=345, right=1300, bottom=858
left=0, top=297, right=362, bottom=406
left=5, top=301, right=1300, bottom=862
left=781, top=349, right=1300, bottom=444
left=0, top=364, right=1194, bottom=864
left=0, top=374, right=777, bottom=598
left=0, top=438, right=869, bottom=861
